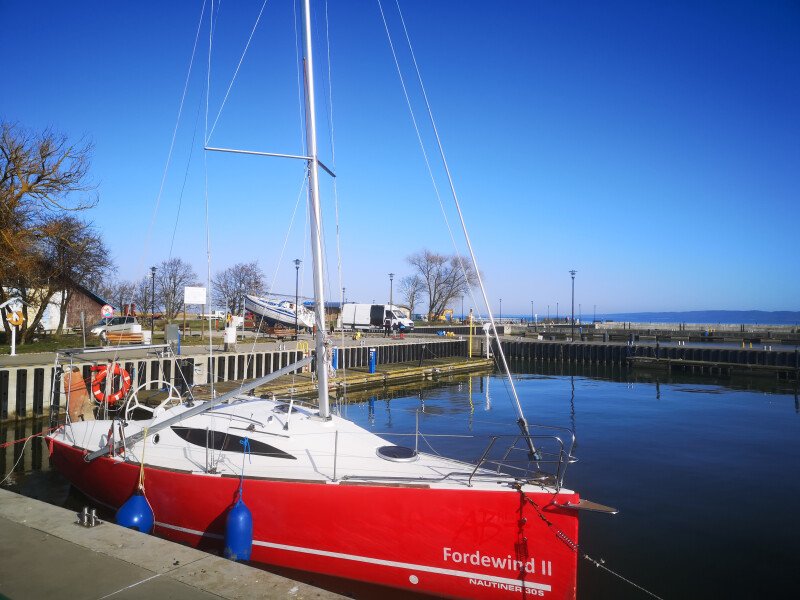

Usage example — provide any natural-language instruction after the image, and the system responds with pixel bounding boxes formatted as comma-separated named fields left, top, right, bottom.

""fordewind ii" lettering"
left=443, top=547, right=553, bottom=576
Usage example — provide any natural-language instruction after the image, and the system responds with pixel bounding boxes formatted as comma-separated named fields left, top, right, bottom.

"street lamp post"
left=150, top=266, right=156, bottom=339
left=547, top=304, right=550, bottom=322
left=531, top=300, right=534, bottom=323
left=556, top=301, right=559, bottom=322
left=342, top=287, right=346, bottom=303
left=294, top=259, right=301, bottom=336
left=389, top=273, right=394, bottom=308
left=499, top=298, right=502, bottom=322
left=569, top=270, right=577, bottom=340
left=461, top=296, right=464, bottom=322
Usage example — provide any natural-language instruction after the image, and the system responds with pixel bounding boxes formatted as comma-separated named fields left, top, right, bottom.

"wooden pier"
left=194, top=356, right=493, bottom=401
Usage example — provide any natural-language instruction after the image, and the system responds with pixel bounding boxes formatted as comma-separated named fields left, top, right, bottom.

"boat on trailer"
left=244, top=294, right=315, bottom=331
left=47, top=2, right=615, bottom=597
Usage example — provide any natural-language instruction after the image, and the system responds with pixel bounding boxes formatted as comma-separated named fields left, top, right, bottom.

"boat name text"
left=443, top=547, right=551, bottom=576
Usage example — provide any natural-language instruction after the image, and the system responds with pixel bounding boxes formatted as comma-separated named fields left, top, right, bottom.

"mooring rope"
left=0, top=436, right=35, bottom=485
left=516, top=486, right=665, bottom=600
left=0, top=430, right=47, bottom=450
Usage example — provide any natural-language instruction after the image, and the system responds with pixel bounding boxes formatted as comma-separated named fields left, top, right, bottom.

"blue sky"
left=2, top=0, right=798, bottom=315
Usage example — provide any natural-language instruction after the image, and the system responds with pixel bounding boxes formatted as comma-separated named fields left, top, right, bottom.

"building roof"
left=70, top=280, right=111, bottom=308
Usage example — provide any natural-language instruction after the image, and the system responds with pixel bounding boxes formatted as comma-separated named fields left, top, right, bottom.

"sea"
left=3, top=364, right=798, bottom=599
left=499, top=310, right=800, bottom=326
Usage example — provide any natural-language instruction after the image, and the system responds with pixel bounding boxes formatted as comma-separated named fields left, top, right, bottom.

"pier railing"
left=334, top=421, right=576, bottom=490
left=467, top=428, right=576, bottom=489
left=2, top=338, right=469, bottom=421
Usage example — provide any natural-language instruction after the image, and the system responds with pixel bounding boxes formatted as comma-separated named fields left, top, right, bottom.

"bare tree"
left=132, top=276, right=154, bottom=317
left=0, top=122, right=96, bottom=280
left=399, top=274, right=424, bottom=317
left=43, top=216, right=113, bottom=336
left=98, top=278, right=137, bottom=313
left=156, top=258, right=199, bottom=321
left=5, top=215, right=110, bottom=341
left=212, top=261, right=266, bottom=314
left=0, top=122, right=98, bottom=342
left=406, top=250, right=478, bottom=321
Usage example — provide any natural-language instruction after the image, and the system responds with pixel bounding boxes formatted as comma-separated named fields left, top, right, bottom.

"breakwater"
left=488, top=339, right=799, bottom=381
left=415, top=322, right=800, bottom=345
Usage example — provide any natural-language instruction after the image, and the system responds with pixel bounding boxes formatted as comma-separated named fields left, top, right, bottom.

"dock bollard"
left=368, top=348, right=377, bottom=374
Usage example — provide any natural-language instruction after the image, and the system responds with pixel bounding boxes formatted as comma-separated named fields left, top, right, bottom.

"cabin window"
left=171, top=427, right=296, bottom=460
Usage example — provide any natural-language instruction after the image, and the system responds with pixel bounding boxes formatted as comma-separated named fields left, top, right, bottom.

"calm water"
left=3, top=365, right=799, bottom=599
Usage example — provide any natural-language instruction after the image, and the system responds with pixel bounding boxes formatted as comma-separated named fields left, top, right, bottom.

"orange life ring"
left=90, top=364, right=131, bottom=405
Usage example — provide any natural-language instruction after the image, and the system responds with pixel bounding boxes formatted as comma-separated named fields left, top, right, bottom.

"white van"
left=339, top=303, right=414, bottom=331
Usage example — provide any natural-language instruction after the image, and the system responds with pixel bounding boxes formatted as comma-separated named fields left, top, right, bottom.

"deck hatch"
left=376, top=445, right=418, bottom=462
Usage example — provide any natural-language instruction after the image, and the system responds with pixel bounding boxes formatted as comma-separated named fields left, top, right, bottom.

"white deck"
left=57, top=397, right=569, bottom=495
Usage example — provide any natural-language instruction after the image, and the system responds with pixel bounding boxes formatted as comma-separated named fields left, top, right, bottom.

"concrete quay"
left=0, top=487, right=343, bottom=600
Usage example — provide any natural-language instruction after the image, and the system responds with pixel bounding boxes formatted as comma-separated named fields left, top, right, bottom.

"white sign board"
left=101, top=304, right=113, bottom=318
left=184, top=286, right=207, bottom=305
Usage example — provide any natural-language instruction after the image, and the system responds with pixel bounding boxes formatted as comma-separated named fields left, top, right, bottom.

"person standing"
left=384, top=317, right=391, bottom=337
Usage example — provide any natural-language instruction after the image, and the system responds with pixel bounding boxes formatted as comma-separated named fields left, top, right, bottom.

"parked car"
left=90, top=316, right=140, bottom=341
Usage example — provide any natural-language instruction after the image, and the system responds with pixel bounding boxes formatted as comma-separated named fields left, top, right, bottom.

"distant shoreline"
left=496, top=310, right=800, bottom=326
left=599, top=311, right=800, bottom=326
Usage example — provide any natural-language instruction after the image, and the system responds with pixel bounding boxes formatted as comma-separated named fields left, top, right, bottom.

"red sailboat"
left=47, top=2, right=614, bottom=597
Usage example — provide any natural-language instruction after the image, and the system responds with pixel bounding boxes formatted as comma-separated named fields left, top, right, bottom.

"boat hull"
left=50, top=439, right=578, bottom=599
left=245, top=295, right=314, bottom=330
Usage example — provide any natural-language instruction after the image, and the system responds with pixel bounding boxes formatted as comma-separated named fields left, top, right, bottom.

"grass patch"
left=0, top=333, right=102, bottom=355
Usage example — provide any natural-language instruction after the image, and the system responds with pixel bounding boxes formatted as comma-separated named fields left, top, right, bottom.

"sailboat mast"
left=301, top=0, right=331, bottom=419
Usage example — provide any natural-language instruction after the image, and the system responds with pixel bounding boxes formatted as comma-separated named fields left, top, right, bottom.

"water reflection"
left=3, top=364, right=798, bottom=600
left=569, top=375, right=577, bottom=450
left=1, top=418, right=73, bottom=507
left=507, top=356, right=800, bottom=397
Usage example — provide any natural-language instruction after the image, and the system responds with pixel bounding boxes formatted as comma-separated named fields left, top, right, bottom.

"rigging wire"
left=519, top=489, right=665, bottom=600
left=205, top=0, right=216, bottom=399
left=376, top=1, right=484, bottom=320
left=213, top=1, right=313, bottom=396
left=228, top=0, right=314, bottom=401
left=264, top=175, right=309, bottom=298
left=145, top=0, right=208, bottom=261
left=303, top=0, right=336, bottom=341
left=390, top=0, right=530, bottom=434
left=293, top=0, right=308, bottom=155
left=91, top=0, right=208, bottom=410
left=324, top=0, right=349, bottom=408
left=206, top=0, right=271, bottom=144
left=168, top=95, right=204, bottom=259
